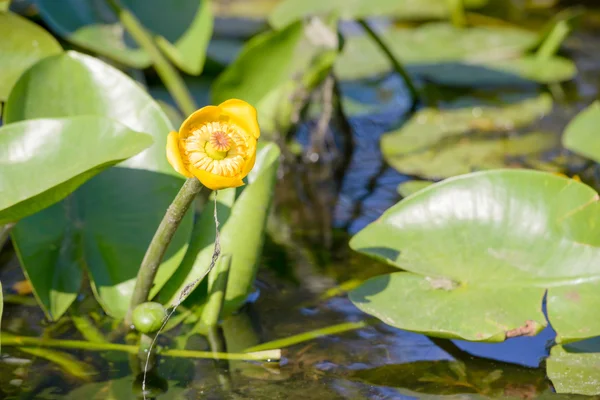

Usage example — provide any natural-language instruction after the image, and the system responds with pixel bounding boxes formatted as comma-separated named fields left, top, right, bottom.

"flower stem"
left=0, top=333, right=280, bottom=361
left=127, top=178, right=203, bottom=325
left=107, top=0, right=197, bottom=116
left=357, top=20, right=419, bottom=109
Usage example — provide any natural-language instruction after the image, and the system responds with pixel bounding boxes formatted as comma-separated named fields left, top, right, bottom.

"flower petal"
left=219, top=99, right=260, bottom=139
left=189, top=166, right=245, bottom=191
left=240, top=149, right=257, bottom=180
left=166, top=131, right=192, bottom=177
left=179, top=105, right=222, bottom=139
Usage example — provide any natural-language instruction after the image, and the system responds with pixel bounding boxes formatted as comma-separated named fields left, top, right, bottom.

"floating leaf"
left=18, top=347, right=97, bottom=380
left=0, top=117, right=152, bottom=225
left=212, top=20, right=338, bottom=135
left=397, top=180, right=434, bottom=197
left=381, top=94, right=552, bottom=156
left=547, top=337, right=600, bottom=395
left=35, top=0, right=213, bottom=74
left=269, top=0, right=488, bottom=30
left=335, top=23, right=537, bottom=81
left=159, top=143, right=281, bottom=316
left=562, top=102, right=600, bottom=163
left=384, top=132, right=558, bottom=179
left=0, top=12, right=62, bottom=100
left=350, top=169, right=600, bottom=342
left=5, top=51, right=192, bottom=320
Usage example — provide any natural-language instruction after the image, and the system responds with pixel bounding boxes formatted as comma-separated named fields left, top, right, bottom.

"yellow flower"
left=166, top=99, right=260, bottom=190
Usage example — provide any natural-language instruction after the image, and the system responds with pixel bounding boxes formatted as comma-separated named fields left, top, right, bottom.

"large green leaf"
left=269, top=0, right=488, bottom=30
left=547, top=337, right=600, bottom=395
left=381, top=94, right=552, bottom=156
left=562, top=102, right=600, bottom=163
left=159, top=142, right=280, bottom=315
left=34, top=0, right=213, bottom=74
left=0, top=12, right=62, bottom=100
left=212, top=20, right=338, bottom=135
left=384, top=131, right=558, bottom=179
left=0, top=117, right=152, bottom=225
left=334, top=23, right=576, bottom=85
left=350, top=169, right=600, bottom=342
left=5, top=51, right=192, bottom=320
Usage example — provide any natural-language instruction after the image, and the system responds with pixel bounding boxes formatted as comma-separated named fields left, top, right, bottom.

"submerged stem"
left=357, top=19, right=419, bottom=109
left=127, top=178, right=203, bottom=325
left=107, top=0, right=197, bottom=116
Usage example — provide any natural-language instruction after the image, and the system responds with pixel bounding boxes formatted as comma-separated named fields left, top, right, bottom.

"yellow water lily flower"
left=167, top=99, right=260, bottom=190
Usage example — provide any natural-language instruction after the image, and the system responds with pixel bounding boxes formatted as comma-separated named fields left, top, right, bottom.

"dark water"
left=3, top=1, right=600, bottom=399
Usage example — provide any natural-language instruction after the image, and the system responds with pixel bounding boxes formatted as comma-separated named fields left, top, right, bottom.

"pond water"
left=3, top=1, right=600, bottom=399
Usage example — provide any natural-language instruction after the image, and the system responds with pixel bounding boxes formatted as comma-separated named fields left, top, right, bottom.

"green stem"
left=536, top=20, right=570, bottom=60
left=1, top=333, right=280, bottom=361
left=127, top=178, right=203, bottom=325
left=107, top=0, right=197, bottom=116
left=357, top=20, right=419, bottom=108
left=244, top=319, right=376, bottom=352
left=447, top=0, right=466, bottom=28
left=200, top=254, right=231, bottom=329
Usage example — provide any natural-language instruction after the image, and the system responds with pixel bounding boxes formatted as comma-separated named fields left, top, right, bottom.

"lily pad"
left=35, top=0, right=213, bottom=74
left=5, top=51, right=192, bottom=320
left=381, top=94, right=552, bottom=156
left=562, top=102, right=600, bottom=163
left=0, top=12, right=62, bottom=100
left=547, top=337, right=600, bottom=395
left=269, top=0, right=488, bottom=30
left=0, top=117, right=152, bottom=225
left=335, top=23, right=537, bottom=81
left=350, top=169, right=600, bottom=342
left=384, top=131, right=558, bottom=179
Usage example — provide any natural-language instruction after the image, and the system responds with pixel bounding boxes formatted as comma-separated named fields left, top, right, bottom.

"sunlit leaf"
left=159, top=143, right=280, bottom=316
left=0, top=117, right=152, bottom=225
left=0, top=12, right=62, bottom=100
left=350, top=169, right=600, bottom=342
left=562, top=101, right=600, bottom=163
left=35, top=0, right=213, bottom=74
left=384, top=131, right=558, bottom=179
left=269, top=0, right=488, bottom=30
left=547, top=337, right=600, bottom=395
left=5, top=51, right=192, bottom=320
left=397, top=180, right=434, bottom=197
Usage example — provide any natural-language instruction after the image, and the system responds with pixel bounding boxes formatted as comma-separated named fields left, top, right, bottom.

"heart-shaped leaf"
left=0, top=117, right=152, bottom=225
left=0, top=12, right=62, bottom=100
left=34, top=0, right=213, bottom=74
left=547, top=337, right=600, bottom=395
left=562, top=101, right=600, bottom=163
left=350, top=169, right=600, bottom=342
left=269, top=0, right=488, bottom=30
left=159, top=142, right=280, bottom=316
left=5, top=51, right=192, bottom=320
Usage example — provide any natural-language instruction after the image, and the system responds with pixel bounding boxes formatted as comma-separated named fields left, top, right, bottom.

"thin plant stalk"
left=357, top=19, right=419, bottom=109
left=244, top=319, right=376, bottom=352
left=106, top=0, right=197, bottom=116
left=536, top=20, right=570, bottom=60
left=1, top=333, right=280, bottom=361
left=127, top=178, right=203, bottom=324
left=447, top=0, right=466, bottom=28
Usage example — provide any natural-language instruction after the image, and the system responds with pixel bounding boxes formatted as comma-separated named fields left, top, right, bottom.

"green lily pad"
left=0, top=12, right=62, bottom=100
left=547, top=337, right=600, bottom=395
left=269, top=0, right=488, bottom=30
left=35, top=0, right=213, bottom=74
left=335, top=22, right=537, bottom=81
left=212, top=20, right=338, bottom=136
left=350, top=169, right=600, bottom=342
left=397, top=180, right=434, bottom=197
left=562, top=102, right=600, bottom=163
left=384, top=131, right=558, bottom=179
left=5, top=51, right=192, bottom=320
left=159, top=142, right=280, bottom=316
left=0, top=116, right=152, bottom=225
left=381, top=94, right=552, bottom=156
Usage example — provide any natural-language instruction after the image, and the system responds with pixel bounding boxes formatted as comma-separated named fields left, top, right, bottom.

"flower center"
left=204, top=131, right=231, bottom=160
